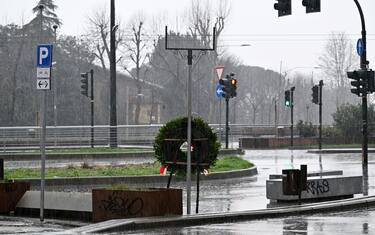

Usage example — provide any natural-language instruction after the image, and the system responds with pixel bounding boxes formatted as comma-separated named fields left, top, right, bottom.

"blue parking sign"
left=37, top=44, right=53, bottom=67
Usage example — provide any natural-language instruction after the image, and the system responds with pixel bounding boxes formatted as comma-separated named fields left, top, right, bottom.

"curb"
left=67, top=194, right=375, bottom=233
left=15, top=167, right=258, bottom=187
left=308, top=149, right=375, bottom=154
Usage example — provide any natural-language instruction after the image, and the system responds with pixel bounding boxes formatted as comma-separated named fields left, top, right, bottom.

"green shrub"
left=332, top=103, right=375, bottom=143
left=322, top=126, right=340, bottom=138
left=154, top=117, right=220, bottom=175
left=296, top=120, right=316, bottom=137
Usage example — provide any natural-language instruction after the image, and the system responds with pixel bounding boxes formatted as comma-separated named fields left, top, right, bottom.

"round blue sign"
left=357, top=38, right=364, bottom=56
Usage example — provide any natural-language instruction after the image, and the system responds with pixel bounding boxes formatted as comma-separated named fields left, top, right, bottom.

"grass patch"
left=5, top=156, right=252, bottom=179
left=210, top=156, right=253, bottom=173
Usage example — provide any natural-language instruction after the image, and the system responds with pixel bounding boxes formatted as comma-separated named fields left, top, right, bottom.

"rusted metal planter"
left=92, top=188, right=182, bottom=222
left=0, top=181, right=30, bottom=213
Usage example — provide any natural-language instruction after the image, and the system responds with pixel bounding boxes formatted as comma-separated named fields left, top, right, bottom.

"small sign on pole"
left=36, top=79, right=50, bottom=90
left=37, top=67, right=51, bottom=79
left=357, top=38, right=364, bottom=57
left=215, top=66, right=225, bottom=80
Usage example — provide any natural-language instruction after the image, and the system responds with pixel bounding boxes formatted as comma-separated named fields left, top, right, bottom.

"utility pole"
left=109, top=0, right=117, bottom=147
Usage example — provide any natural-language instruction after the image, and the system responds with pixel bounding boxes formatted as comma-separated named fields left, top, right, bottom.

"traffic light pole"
left=90, top=69, right=94, bottom=148
left=225, top=97, right=229, bottom=149
left=353, top=0, right=368, bottom=194
left=319, top=80, right=323, bottom=150
left=290, top=87, right=295, bottom=149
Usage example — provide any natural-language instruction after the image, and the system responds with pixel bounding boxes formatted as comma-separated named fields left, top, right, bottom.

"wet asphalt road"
left=1, top=149, right=375, bottom=234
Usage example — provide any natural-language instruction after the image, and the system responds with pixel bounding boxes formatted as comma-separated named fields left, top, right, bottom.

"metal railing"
left=0, top=124, right=294, bottom=151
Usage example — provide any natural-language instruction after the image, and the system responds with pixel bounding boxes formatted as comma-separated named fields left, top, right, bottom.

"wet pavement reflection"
left=127, top=208, right=375, bottom=234
left=1, top=149, right=375, bottom=233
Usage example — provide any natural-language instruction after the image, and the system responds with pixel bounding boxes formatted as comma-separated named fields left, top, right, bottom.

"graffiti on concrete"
left=100, top=193, right=144, bottom=216
left=306, top=179, right=330, bottom=195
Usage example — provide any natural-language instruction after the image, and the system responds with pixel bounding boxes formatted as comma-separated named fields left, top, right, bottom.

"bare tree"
left=187, top=0, right=230, bottom=123
left=318, top=32, right=358, bottom=107
left=87, top=8, right=124, bottom=77
left=122, top=14, right=149, bottom=124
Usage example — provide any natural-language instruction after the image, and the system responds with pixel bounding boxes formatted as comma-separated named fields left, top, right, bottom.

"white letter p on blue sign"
left=37, top=44, right=53, bottom=67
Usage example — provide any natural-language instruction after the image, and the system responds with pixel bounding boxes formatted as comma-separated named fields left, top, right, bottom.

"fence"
left=0, top=124, right=296, bottom=151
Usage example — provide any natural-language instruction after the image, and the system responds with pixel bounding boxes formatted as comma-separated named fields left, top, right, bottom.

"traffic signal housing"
left=229, top=73, right=237, bottom=97
left=80, top=72, right=89, bottom=97
left=219, top=73, right=237, bottom=98
left=367, top=70, right=375, bottom=93
left=274, top=0, right=291, bottom=17
left=312, top=85, right=319, bottom=104
left=285, top=90, right=291, bottom=107
left=219, top=77, right=231, bottom=99
left=347, top=70, right=367, bottom=97
left=302, top=0, right=321, bottom=13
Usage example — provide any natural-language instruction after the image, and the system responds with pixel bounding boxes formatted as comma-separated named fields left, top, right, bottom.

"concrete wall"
left=266, top=176, right=363, bottom=201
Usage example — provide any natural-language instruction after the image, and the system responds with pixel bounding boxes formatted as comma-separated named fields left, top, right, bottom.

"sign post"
left=37, top=44, right=53, bottom=222
left=215, top=66, right=225, bottom=144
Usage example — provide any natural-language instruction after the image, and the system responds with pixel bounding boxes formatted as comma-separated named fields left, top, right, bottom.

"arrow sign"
left=37, top=79, right=51, bottom=90
left=216, top=83, right=224, bottom=98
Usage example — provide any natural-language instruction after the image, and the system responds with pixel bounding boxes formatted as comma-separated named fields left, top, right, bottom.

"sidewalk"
left=65, top=194, right=375, bottom=234
left=308, top=148, right=375, bottom=154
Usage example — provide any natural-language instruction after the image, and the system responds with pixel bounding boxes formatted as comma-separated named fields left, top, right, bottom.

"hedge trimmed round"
left=154, top=117, right=220, bottom=175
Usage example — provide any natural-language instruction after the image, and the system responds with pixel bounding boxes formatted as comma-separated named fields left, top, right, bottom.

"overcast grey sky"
left=1, top=0, right=374, bottom=78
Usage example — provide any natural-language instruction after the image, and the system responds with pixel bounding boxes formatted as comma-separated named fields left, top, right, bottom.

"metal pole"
left=319, top=80, right=323, bottom=150
left=219, top=98, right=222, bottom=144
left=90, top=69, right=94, bottom=148
left=53, top=25, right=58, bottom=147
left=290, top=87, right=295, bottom=149
left=38, top=4, right=46, bottom=222
left=109, top=0, right=117, bottom=147
left=186, top=49, right=193, bottom=215
left=274, top=98, right=278, bottom=137
left=225, top=97, right=229, bottom=149
left=0, top=159, right=4, bottom=180
left=353, top=0, right=368, bottom=195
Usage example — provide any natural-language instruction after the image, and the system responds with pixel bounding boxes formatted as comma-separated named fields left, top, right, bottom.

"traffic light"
left=274, top=0, right=291, bottom=17
left=347, top=70, right=366, bottom=97
left=285, top=90, right=291, bottom=107
left=312, top=85, right=319, bottom=104
left=80, top=72, right=89, bottom=97
left=219, top=77, right=231, bottom=99
left=367, top=70, right=375, bottom=93
left=302, top=0, right=321, bottom=13
left=229, top=73, right=237, bottom=97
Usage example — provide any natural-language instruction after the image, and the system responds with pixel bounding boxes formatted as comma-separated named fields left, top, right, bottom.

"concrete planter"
left=0, top=181, right=30, bottom=213
left=92, top=188, right=182, bottom=222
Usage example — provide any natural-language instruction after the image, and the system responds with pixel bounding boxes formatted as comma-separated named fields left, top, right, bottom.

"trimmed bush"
left=154, top=117, right=220, bottom=175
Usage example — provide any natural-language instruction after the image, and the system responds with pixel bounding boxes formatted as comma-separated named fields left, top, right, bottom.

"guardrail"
left=0, top=124, right=303, bottom=151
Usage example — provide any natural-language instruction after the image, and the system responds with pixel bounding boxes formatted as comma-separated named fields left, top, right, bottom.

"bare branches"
left=318, top=32, right=358, bottom=88
left=86, top=7, right=124, bottom=75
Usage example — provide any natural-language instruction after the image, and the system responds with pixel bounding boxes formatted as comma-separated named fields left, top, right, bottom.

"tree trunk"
left=134, top=85, right=142, bottom=124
